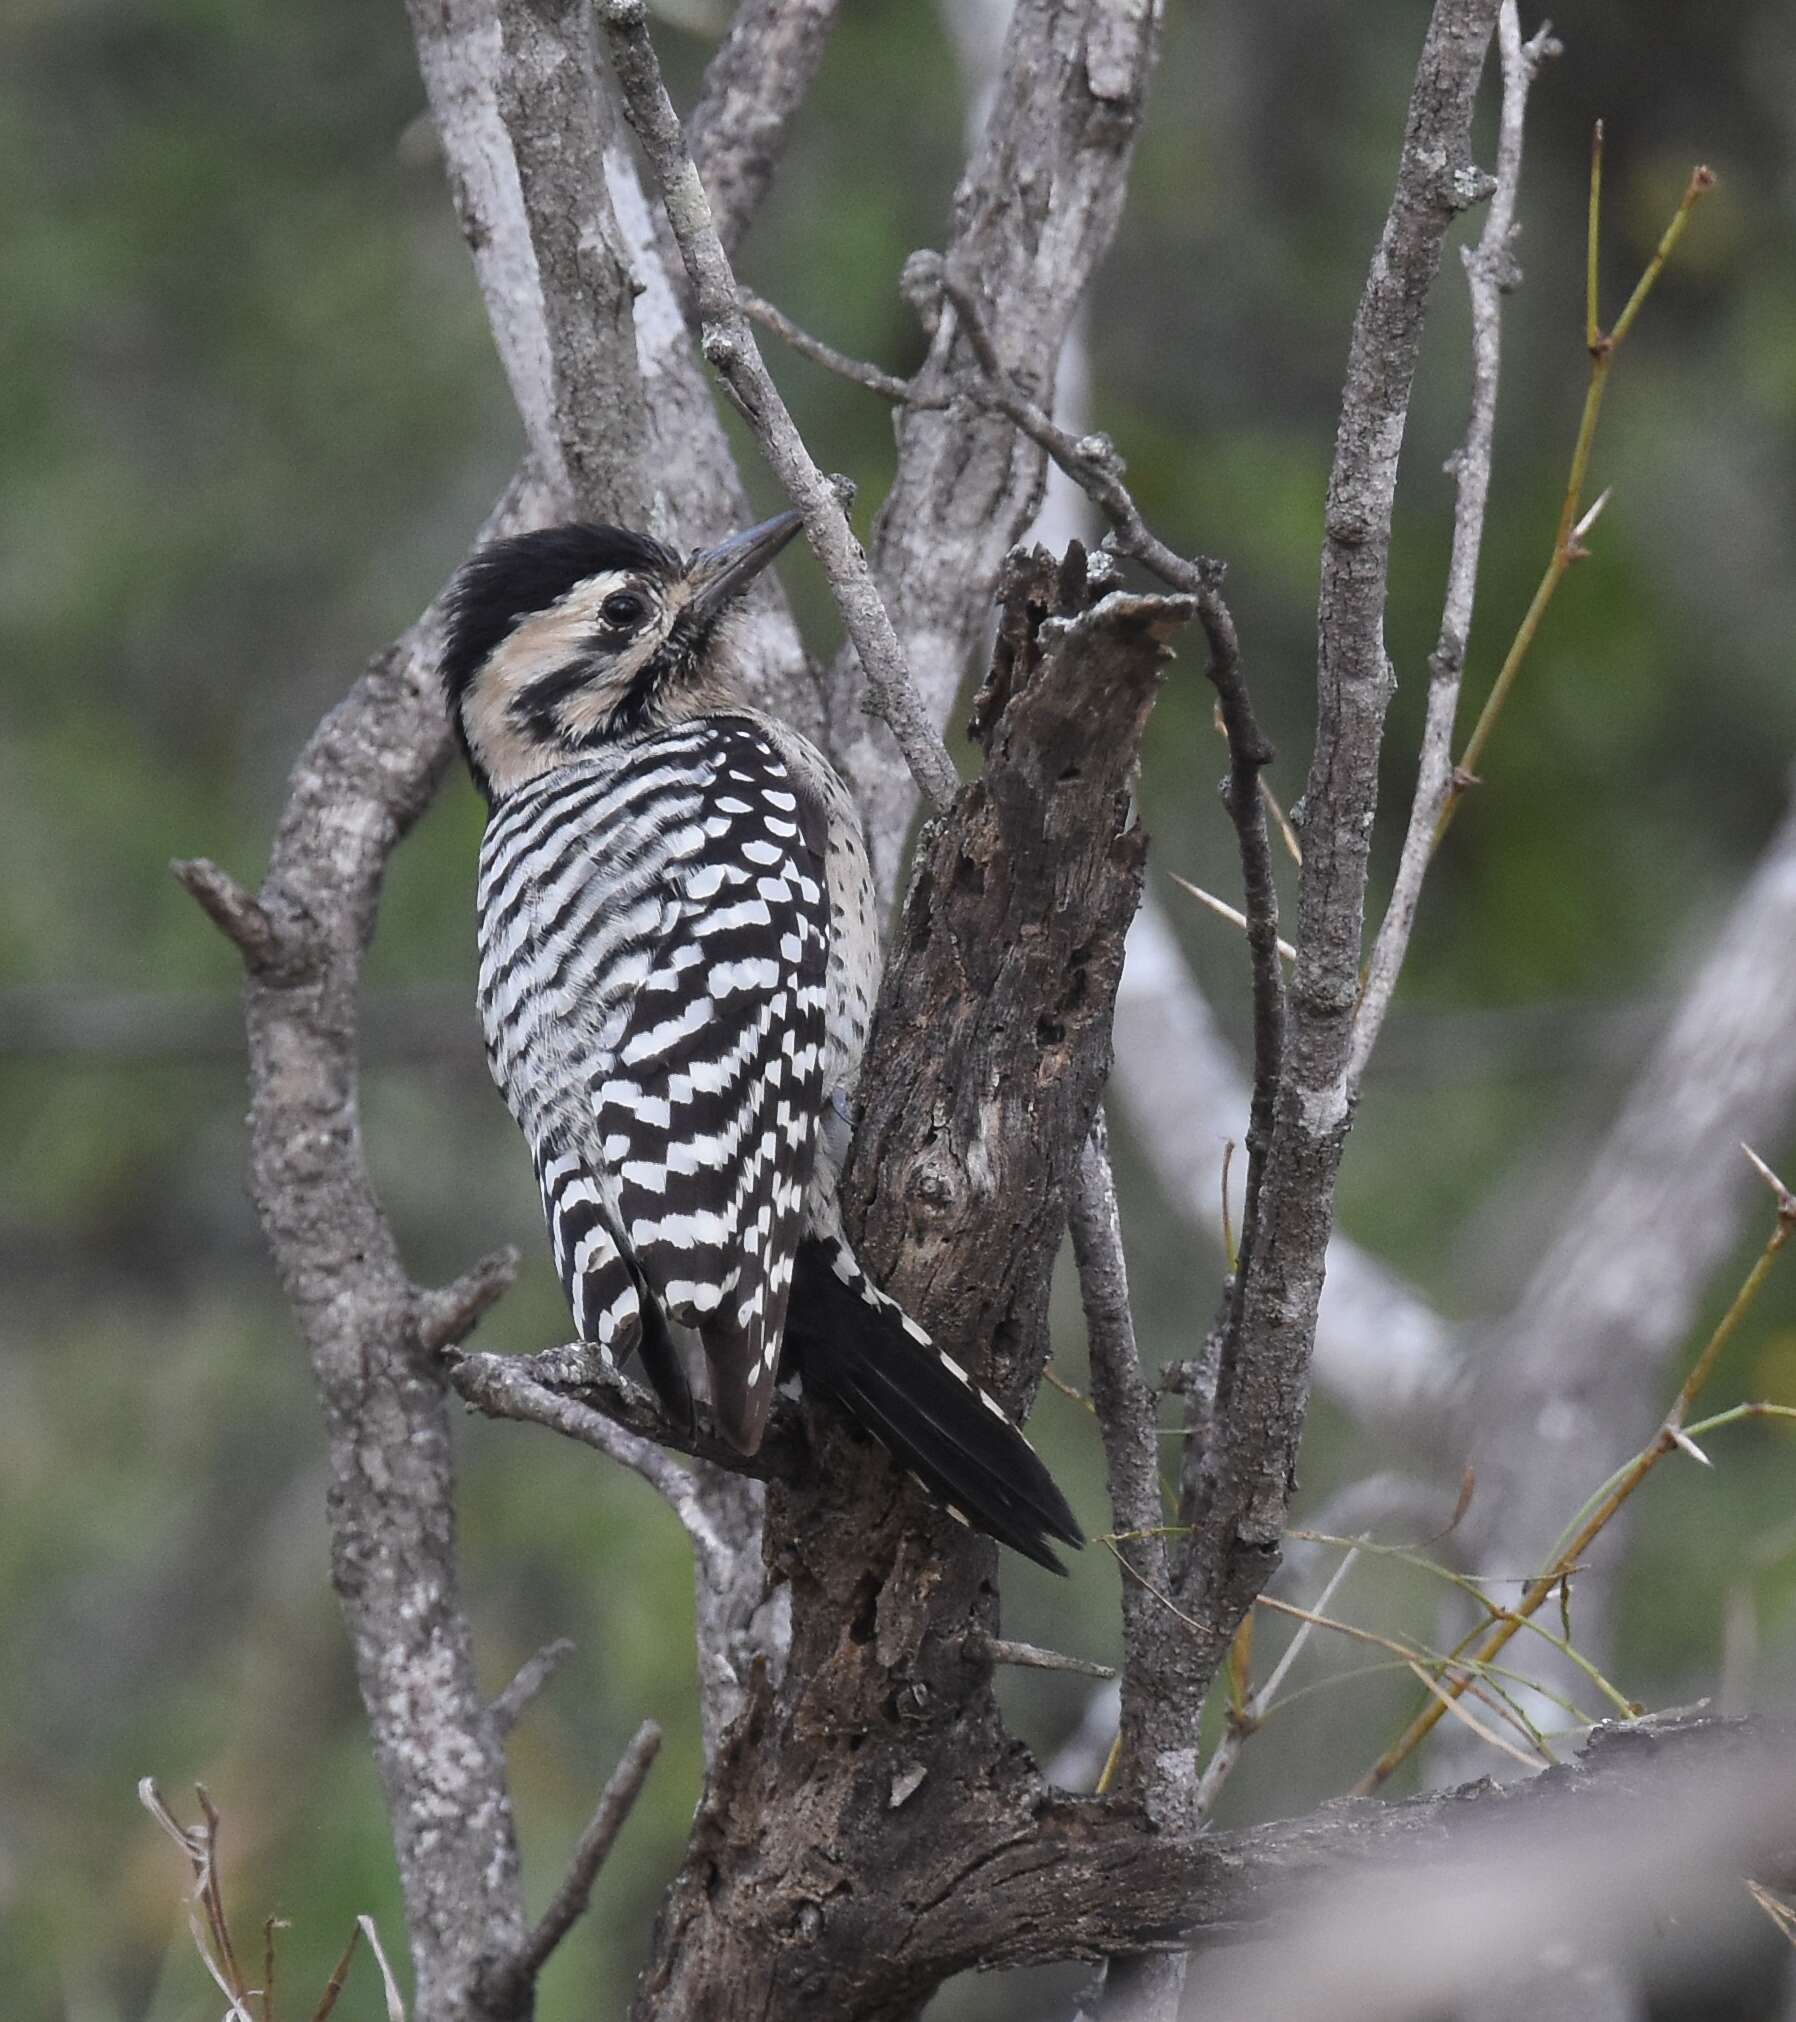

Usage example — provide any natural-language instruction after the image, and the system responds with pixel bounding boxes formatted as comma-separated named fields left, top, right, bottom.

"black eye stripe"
left=510, top=662, right=595, bottom=732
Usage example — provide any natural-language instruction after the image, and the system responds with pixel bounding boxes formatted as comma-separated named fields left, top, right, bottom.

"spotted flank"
left=477, top=716, right=827, bottom=1453
left=787, top=1234, right=1085, bottom=1574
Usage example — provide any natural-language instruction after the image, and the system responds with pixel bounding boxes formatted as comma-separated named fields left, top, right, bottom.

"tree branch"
left=1071, top=1115, right=1192, bottom=2021
left=488, top=1637, right=575, bottom=1742
left=177, top=472, right=554, bottom=2022
left=1172, top=0, right=1502, bottom=1705
left=911, top=1713, right=1794, bottom=1980
left=492, top=0, right=653, bottom=521
left=684, top=0, right=844, bottom=260
left=1349, top=3, right=1560, bottom=1093
left=179, top=5, right=859, bottom=2001
left=840, top=0, right=1166, bottom=899
left=498, top=1720, right=662, bottom=1995
left=635, top=550, right=1188, bottom=2018
left=600, top=0, right=961, bottom=811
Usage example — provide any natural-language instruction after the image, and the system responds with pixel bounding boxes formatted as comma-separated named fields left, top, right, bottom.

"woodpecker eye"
left=601, top=590, right=647, bottom=629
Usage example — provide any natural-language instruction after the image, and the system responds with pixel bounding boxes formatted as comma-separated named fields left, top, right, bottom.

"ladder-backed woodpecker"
left=440, top=511, right=1082, bottom=1571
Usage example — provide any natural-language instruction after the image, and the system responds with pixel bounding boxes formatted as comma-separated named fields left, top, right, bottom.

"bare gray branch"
left=1174, top=0, right=1502, bottom=1704
left=504, top=1720, right=662, bottom=1990
left=600, top=0, right=961, bottom=811
left=1350, top=4, right=1560, bottom=1091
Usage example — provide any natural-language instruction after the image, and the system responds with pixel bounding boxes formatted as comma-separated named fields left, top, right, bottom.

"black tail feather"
left=785, top=1237, right=1083, bottom=1574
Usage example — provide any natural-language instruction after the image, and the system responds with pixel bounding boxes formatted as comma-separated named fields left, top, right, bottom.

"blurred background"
left=5, top=0, right=1795, bottom=2015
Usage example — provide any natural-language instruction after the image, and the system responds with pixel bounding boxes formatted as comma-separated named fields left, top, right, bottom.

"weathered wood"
left=635, top=552, right=1190, bottom=2018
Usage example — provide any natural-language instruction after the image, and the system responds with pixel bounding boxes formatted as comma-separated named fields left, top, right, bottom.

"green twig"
left=1437, top=148, right=1714, bottom=845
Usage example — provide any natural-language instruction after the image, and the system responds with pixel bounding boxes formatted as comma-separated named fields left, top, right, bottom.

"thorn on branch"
left=1740, top=1142, right=1796, bottom=1226
left=416, top=1246, right=520, bottom=1353
left=171, top=858, right=288, bottom=975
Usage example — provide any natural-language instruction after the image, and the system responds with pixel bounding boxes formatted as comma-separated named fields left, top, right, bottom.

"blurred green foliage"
left=3, top=0, right=1794, bottom=2016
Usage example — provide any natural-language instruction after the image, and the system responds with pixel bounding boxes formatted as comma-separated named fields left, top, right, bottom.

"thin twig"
left=171, top=858, right=289, bottom=975
left=937, top=268, right=1190, bottom=592
left=741, top=288, right=916, bottom=404
left=1357, top=1152, right=1796, bottom=1791
left=1437, top=149, right=1715, bottom=843
left=262, top=1917, right=284, bottom=2022
left=196, top=1786, right=248, bottom=1996
left=1349, top=4, right=1556, bottom=1091
left=1069, top=1119, right=1185, bottom=1815
left=445, top=1348, right=741, bottom=1564
left=1073, top=1120, right=1165, bottom=1564
left=509, top=1721, right=663, bottom=1985
left=600, top=0, right=959, bottom=810
left=415, top=1247, right=520, bottom=1353
left=937, top=267, right=1287, bottom=1286
left=310, top=1925, right=361, bottom=2022
left=490, top=1637, right=577, bottom=1741
left=968, top=1635, right=1117, bottom=1681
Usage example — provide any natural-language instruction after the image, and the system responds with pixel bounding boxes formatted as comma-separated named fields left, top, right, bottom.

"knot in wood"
left=912, top=1152, right=962, bottom=1220
left=1443, top=163, right=1499, bottom=213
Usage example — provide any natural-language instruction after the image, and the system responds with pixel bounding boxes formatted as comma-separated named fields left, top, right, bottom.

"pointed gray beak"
left=685, top=510, right=804, bottom=625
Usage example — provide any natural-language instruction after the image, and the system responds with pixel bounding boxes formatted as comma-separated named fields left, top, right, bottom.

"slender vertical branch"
left=684, top=0, right=844, bottom=257
left=839, top=0, right=1165, bottom=899
left=1349, top=5, right=1556, bottom=1093
left=1174, top=0, right=1503, bottom=1702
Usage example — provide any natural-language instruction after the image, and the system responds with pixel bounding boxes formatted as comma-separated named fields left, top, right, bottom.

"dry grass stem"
left=1197, top=1544, right=1363, bottom=1816
left=356, top=1917, right=407, bottom=2022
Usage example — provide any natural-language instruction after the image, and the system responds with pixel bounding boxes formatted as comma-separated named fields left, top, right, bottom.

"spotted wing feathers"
left=597, top=728, right=828, bottom=1452
left=784, top=1236, right=1085, bottom=1574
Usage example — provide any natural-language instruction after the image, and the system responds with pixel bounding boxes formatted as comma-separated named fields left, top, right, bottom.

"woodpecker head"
left=440, top=509, right=802, bottom=800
